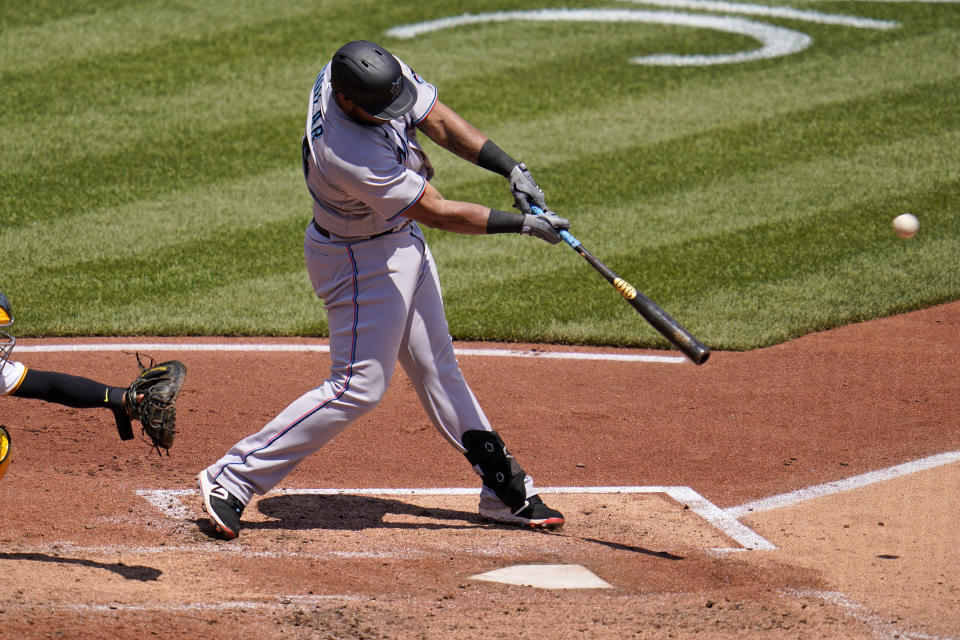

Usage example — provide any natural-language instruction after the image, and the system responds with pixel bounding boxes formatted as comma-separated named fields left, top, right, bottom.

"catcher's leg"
left=12, top=368, right=125, bottom=408
left=11, top=369, right=134, bottom=440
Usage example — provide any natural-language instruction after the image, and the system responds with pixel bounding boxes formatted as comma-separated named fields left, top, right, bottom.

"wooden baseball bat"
left=532, top=206, right=710, bottom=365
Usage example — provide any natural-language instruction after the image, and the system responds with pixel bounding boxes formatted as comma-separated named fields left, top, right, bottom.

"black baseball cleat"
left=479, top=492, right=565, bottom=530
left=197, top=472, right=245, bottom=540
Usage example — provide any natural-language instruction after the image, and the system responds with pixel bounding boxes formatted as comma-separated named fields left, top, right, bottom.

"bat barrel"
left=681, top=339, right=710, bottom=365
left=631, top=291, right=710, bottom=365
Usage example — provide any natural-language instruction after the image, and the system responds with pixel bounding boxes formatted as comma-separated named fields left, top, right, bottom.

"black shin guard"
left=462, top=429, right=528, bottom=512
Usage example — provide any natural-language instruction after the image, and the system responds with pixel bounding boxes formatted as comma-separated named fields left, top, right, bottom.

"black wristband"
left=477, top=140, right=518, bottom=178
left=486, top=209, right=524, bottom=234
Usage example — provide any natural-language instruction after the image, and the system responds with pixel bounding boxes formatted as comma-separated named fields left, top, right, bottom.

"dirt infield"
left=1, top=302, right=958, bottom=639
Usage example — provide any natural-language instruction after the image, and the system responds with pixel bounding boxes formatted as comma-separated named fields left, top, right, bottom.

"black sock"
left=13, top=369, right=124, bottom=411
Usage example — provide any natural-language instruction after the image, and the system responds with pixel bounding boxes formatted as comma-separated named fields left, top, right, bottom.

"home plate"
left=470, top=564, right=612, bottom=589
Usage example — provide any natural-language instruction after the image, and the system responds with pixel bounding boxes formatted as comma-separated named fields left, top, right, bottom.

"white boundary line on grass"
left=616, top=0, right=899, bottom=29
left=15, top=342, right=687, bottom=364
left=136, top=485, right=774, bottom=551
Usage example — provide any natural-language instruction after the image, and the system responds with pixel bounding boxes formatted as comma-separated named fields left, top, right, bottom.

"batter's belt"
left=311, top=219, right=408, bottom=241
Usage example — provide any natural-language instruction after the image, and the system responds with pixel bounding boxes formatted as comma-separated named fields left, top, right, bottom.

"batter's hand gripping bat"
left=532, top=205, right=710, bottom=365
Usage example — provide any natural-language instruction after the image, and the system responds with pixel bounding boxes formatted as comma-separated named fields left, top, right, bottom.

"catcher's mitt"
left=125, top=356, right=186, bottom=453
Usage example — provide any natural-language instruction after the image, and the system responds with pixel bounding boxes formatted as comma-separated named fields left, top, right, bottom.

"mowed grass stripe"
left=0, top=1, right=325, bottom=74
left=0, top=0, right=139, bottom=31
left=593, top=75, right=960, bottom=201
left=404, top=27, right=960, bottom=192
left=433, top=73, right=959, bottom=234
left=0, top=57, right=308, bottom=171
left=0, top=167, right=305, bottom=270
left=634, top=178, right=960, bottom=305
left=163, top=271, right=320, bottom=336
left=613, top=130, right=960, bottom=251
left=695, top=231, right=960, bottom=349
left=21, top=215, right=307, bottom=333
left=5, top=23, right=953, bottom=225
left=1, top=114, right=300, bottom=227
left=30, top=270, right=320, bottom=337
left=1, top=13, right=315, bottom=123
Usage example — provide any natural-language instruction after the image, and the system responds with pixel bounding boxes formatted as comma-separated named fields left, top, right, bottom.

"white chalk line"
left=145, top=448, right=957, bottom=554
left=137, top=485, right=773, bottom=552
left=726, top=450, right=960, bottom=519
left=783, top=589, right=956, bottom=640
left=15, top=342, right=686, bottom=364
left=618, top=0, right=899, bottom=29
left=385, top=5, right=898, bottom=67
left=20, top=540, right=404, bottom=561
left=3, top=594, right=372, bottom=614
left=387, top=8, right=814, bottom=66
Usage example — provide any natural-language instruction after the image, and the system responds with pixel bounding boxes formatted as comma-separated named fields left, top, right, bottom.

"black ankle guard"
left=462, top=429, right=528, bottom=511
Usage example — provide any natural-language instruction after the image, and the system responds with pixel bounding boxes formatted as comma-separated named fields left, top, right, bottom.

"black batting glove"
left=508, top=163, right=548, bottom=215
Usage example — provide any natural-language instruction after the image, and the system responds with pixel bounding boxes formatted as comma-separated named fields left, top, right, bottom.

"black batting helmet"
left=330, top=40, right=416, bottom=120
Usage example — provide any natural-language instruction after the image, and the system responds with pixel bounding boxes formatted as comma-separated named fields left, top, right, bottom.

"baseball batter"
left=198, top=40, right=570, bottom=539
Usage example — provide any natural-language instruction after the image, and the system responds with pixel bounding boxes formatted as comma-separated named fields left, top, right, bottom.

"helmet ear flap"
left=0, top=426, right=11, bottom=482
left=0, top=293, right=17, bottom=371
left=0, top=291, right=12, bottom=326
left=0, top=293, right=15, bottom=372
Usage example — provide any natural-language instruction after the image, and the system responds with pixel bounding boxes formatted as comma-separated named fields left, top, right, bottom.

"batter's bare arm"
left=417, top=101, right=549, bottom=216
left=416, top=101, right=487, bottom=162
left=403, top=182, right=489, bottom=234
left=404, top=182, right=569, bottom=245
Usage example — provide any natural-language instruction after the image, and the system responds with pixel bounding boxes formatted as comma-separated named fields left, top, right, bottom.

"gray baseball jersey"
left=302, top=60, right=437, bottom=238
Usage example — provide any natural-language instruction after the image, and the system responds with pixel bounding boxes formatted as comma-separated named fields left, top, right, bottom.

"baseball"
left=892, top=213, right=919, bottom=238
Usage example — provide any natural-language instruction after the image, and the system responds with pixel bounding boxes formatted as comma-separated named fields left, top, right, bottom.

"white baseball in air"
left=892, top=213, right=919, bottom=239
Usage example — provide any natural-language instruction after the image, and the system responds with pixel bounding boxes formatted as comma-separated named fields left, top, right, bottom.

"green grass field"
left=2, top=0, right=958, bottom=349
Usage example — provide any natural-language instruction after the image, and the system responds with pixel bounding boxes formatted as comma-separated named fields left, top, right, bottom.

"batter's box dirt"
left=142, top=488, right=758, bottom=559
